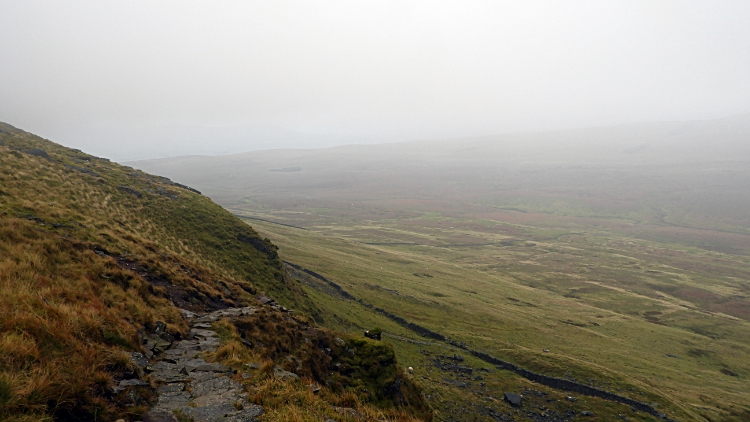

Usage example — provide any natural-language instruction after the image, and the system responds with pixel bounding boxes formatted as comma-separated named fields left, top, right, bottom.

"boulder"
left=503, top=392, right=523, bottom=407
left=118, top=186, right=143, bottom=198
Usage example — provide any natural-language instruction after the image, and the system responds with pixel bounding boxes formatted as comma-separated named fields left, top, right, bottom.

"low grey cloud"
left=1, top=1, right=749, bottom=160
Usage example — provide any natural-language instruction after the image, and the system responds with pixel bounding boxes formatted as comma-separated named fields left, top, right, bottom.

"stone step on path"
left=141, top=307, right=264, bottom=422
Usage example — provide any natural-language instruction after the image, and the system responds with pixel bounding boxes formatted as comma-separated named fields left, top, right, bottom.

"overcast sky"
left=2, top=1, right=750, bottom=160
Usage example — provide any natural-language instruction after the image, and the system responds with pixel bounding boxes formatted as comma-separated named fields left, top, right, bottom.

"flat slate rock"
left=153, top=390, right=192, bottom=411
left=158, top=383, right=186, bottom=394
left=152, top=370, right=191, bottom=383
left=197, top=337, right=221, bottom=351
left=191, top=328, right=219, bottom=338
left=163, top=349, right=199, bottom=360
left=191, top=376, right=243, bottom=398
left=171, top=340, right=201, bottom=351
left=184, top=403, right=263, bottom=422
left=188, top=371, right=223, bottom=382
left=119, top=379, right=150, bottom=387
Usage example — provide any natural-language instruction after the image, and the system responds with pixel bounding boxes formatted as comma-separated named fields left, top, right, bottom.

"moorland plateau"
left=132, top=114, right=750, bottom=422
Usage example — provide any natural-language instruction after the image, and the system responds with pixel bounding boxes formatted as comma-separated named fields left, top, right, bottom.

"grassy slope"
left=0, top=123, right=430, bottom=422
left=236, top=208, right=750, bottom=422
left=118, top=117, right=750, bottom=421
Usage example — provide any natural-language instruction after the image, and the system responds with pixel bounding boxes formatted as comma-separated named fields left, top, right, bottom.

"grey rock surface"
left=504, top=392, right=523, bottom=407
left=64, top=164, right=99, bottom=177
left=144, top=307, right=263, bottom=422
left=273, top=365, right=300, bottom=381
left=20, top=148, right=50, bottom=159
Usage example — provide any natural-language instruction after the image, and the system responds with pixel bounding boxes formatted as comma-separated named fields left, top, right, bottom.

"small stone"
left=581, top=410, right=595, bottom=416
left=273, top=365, right=300, bottom=381
left=247, top=363, right=261, bottom=370
left=129, top=352, right=149, bottom=369
left=154, top=321, right=167, bottom=336
left=308, top=384, right=321, bottom=393
left=566, top=396, right=577, bottom=402
left=144, top=339, right=157, bottom=351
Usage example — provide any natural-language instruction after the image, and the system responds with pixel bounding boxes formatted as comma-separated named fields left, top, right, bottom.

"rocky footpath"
left=124, top=307, right=265, bottom=422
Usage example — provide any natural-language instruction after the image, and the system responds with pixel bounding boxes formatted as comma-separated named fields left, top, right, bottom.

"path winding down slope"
left=134, top=307, right=265, bottom=422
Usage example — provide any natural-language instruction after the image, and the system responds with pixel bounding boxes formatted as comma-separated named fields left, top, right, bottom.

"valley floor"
left=232, top=204, right=750, bottom=422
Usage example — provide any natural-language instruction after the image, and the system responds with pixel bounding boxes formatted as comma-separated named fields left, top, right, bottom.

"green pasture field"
left=233, top=201, right=750, bottom=422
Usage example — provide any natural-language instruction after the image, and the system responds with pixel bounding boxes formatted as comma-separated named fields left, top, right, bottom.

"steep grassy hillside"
left=0, top=123, right=430, bottom=422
